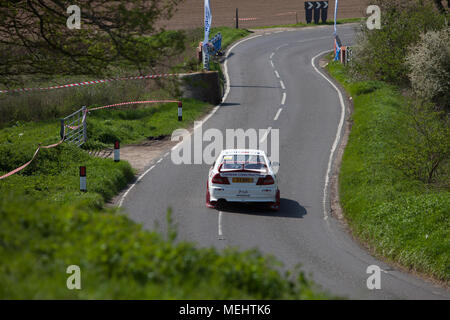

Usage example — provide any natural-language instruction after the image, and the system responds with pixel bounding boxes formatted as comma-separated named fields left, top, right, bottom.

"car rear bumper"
left=209, top=185, right=277, bottom=203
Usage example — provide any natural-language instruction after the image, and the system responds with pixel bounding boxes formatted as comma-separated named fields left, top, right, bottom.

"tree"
left=394, top=101, right=450, bottom=185
left=0, top=0, right=185, bottom=87
left=406, top=27, right=450, bottom=111
left=351, top=0, right=446, bottom=85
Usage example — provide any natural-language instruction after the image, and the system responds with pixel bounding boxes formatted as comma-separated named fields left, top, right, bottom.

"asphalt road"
left=122, top=24, right=449, bottom=299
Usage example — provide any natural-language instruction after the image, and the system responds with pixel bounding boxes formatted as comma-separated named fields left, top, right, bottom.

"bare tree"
left=0, top=0, right=184, bottom=87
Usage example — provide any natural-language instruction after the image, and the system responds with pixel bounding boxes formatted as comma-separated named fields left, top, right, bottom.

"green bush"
left=0, top=196, right=329, bottom=299
left=351, top=0, right=446, bottom=85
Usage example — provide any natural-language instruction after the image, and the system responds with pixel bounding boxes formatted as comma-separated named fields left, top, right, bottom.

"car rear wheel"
left=268, top=189, right=280, bottom=211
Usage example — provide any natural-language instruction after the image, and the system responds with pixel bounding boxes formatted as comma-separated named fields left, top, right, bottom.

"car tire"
left=268, top=189, right=280, bottom=211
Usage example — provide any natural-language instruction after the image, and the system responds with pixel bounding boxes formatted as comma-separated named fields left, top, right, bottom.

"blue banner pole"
left=334, top=0, right=338, bottom=35
left=203, top=0, right=212, bottom=70
left=334, top=0, right=340, bottom=61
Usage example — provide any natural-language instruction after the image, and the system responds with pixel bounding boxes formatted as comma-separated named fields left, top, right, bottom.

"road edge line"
left=310, top=50, right=346, bottom=222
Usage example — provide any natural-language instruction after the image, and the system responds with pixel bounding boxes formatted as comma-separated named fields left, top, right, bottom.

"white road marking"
left=259, top=127, right=272, bottom=143
left=274, top=70, right=280, bottom=78
left=276, top=44, right=288, bottom=51
left=270, top=52, right=275, bottom=59
left=157, top=158, right=162, bottom=164
left=280, top=80, right=285, bottom=90
left=218, top=211, right=223, bottom=238
left=311, top=50, right=346, bottom=222
left=274, top=108, right=283, bottom=121
left=118, top=34, right=263, bottom=208
left=118, top=165, right=155, bottom=207
left=281, top=92, right=286, bottom=105
left=270, top=60, right=274, bottom=68
left=274, top=30, right=283, bottom=34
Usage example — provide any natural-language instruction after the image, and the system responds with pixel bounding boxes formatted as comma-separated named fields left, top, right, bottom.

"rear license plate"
left=232, top=177, right=253, bottom=183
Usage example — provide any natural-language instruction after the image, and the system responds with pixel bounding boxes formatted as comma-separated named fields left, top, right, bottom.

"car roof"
left=220, top=149, right=266, bottom=156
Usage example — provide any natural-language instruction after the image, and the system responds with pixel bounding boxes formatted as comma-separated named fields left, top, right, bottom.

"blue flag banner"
left=204, top=0, right=212, bottom=44
left=334, top=0, right=338, bottom=35
left=203, top=0, right=212, bottom=69
left=210, top=33, right=222, bottom=54
left=335, top=44, right=341, bottom=61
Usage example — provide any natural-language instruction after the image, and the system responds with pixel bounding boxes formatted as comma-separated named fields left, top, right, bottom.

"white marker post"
left=79, top=166, right=86, bottom=192
left=114, top=141, right=120, bottom=162
left=178, top=101, right=182, bottom=121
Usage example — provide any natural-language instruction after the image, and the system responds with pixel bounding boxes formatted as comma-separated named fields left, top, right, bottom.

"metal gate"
left=60, top=106, right=87, bottom=146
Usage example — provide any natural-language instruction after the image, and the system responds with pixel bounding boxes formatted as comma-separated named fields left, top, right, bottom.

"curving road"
left=121, top=24, right=449, bottom=299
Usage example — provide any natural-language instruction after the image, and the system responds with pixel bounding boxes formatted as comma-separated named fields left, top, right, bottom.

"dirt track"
left=159, top=0, right=368, bottom=30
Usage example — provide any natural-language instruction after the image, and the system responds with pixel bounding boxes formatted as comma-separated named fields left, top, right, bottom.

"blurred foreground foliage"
left=0, top=196, right=329, bottom=299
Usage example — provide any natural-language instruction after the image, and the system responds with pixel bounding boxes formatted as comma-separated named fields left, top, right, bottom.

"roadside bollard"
left=114, top=141, right=120, bottom=162
left=178, top=101, right=182, bottom=121
left=80, top=166, right=86, bottom=192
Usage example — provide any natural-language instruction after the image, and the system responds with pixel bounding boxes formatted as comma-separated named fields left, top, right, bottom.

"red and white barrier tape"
left=275, top=11, right=297, bottom=16
left=235, top=17, right=259, bottom=21
left=0, top=73, right=182, bottom=94
left=0, top=100, right=180, bottom=180
left=0, top=135, right=65, bottom=180
left=87, top=100, right=180, bottom=112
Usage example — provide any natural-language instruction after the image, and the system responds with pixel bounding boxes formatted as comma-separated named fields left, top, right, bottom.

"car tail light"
left=212, top=173, right=230, bottom=184
left=256, top=175, right=274, bottom=185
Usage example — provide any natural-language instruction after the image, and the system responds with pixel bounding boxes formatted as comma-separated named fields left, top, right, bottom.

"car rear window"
left=221, top=155, right=267, bottom=171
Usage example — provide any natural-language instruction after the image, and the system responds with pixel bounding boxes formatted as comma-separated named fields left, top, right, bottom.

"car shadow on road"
left=229, top=85, right=279, bottom=89
left=218, top=198, right=307, bottom=218
left=220, top=102, right=241, bottom=107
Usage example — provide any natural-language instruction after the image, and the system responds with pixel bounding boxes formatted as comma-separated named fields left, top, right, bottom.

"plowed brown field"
left=159, top=0, right=368, bottom=30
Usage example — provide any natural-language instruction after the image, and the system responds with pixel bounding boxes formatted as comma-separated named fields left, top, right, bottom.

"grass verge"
left=326, top=59, right=449, bottom=283
left=0, top=98, right=211, bottom=208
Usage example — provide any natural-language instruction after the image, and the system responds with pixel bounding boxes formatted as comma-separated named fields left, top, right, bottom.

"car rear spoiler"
left=218, top=163, right=268, bottom=174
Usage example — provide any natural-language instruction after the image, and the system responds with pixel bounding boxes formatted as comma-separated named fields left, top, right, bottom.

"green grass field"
left=327, top=59, right=450, bottom=282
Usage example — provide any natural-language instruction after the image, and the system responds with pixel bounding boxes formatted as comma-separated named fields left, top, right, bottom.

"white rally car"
left=206, top=149, right=280, bottom=211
